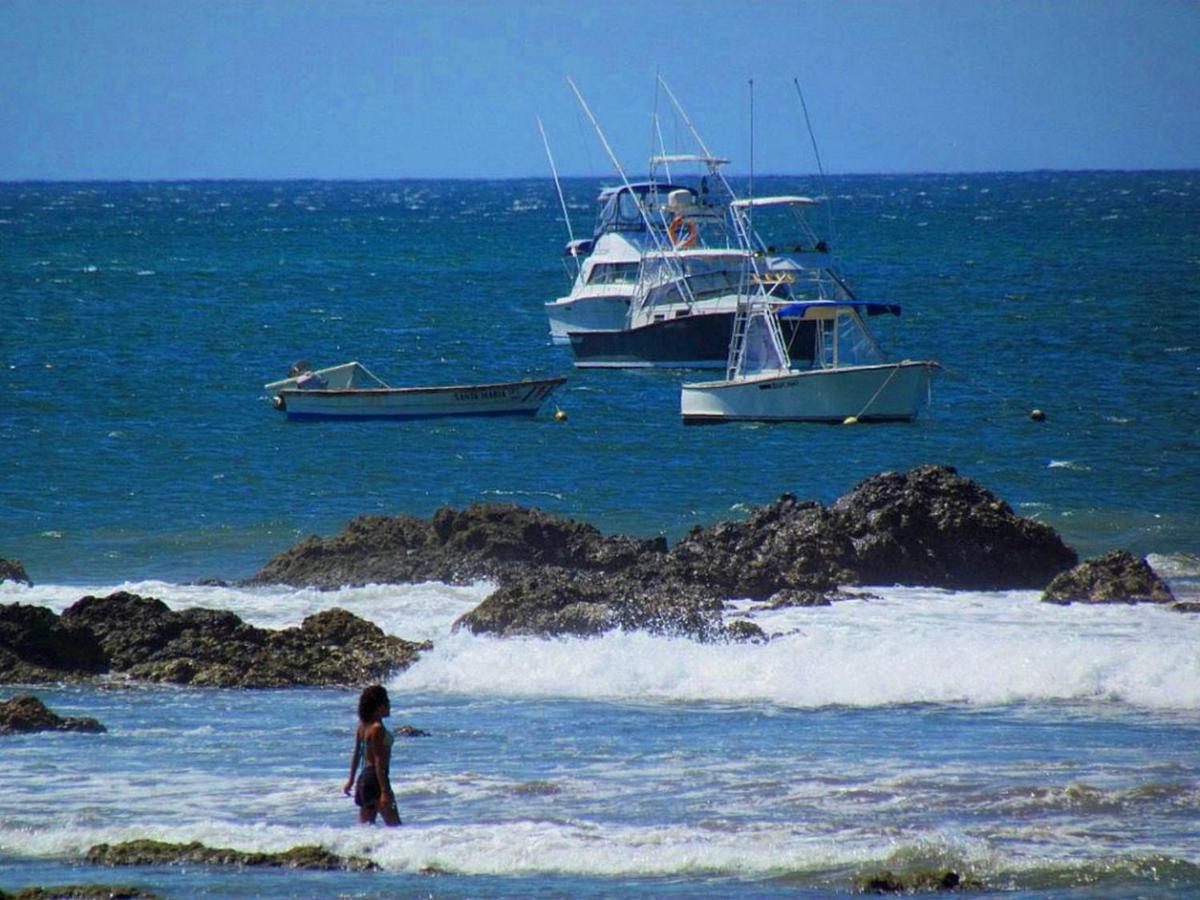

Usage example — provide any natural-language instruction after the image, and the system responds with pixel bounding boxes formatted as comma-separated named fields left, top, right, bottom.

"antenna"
left=565, top=77, right=693, bottom=307
left=748, top=78, right=754, bottom=238
left=793, top=77, right=836, bottom=254
left=536, top=116, right=579, bottom=275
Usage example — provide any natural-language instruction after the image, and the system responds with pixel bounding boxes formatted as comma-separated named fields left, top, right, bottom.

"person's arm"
left=343, top=726, right=361, bottom=795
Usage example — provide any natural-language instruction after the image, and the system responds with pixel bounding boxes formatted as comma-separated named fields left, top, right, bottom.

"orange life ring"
left=667, top=214, right=699, bottom=249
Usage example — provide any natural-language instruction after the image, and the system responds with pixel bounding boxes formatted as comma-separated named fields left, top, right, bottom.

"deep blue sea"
left=2, top=173, right=1199, bottom=897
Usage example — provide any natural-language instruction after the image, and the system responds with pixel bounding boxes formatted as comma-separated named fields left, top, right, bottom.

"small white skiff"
left=266, top=362, right=566, bottom=421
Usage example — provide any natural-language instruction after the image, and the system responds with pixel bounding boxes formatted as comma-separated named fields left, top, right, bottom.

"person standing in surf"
left=343, top=684, right=401, bottom=826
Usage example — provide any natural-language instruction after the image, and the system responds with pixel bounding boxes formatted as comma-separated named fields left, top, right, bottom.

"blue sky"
left=1, top=0, right=1197, bottom=179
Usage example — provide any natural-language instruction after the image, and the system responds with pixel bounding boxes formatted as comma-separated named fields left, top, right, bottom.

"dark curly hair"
left=358, top=684, right=389, bottom=723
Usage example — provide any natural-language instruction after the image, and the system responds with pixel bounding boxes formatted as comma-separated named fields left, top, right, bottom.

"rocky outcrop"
left=0, top=558, right=32, bottom=587
left=666, top=466, right=1076, bottom=595
left=1041, top=550, right=1176, bottom=605
left=85, top=839, right=376, bottom=872
left=248, top=465, right=1082, bottom=640
left=664, top=496, right=851, bottom=597
left=0, top=695, right=105, bottom=735
left=0, top=593, right=429, bottom=687
left=247, top=505, right=664, bottom=589
left=0, top=604, right=107, bottom=683
left=453, top=568, right=730, bottom=640
left=829, top=465, right=1077, bottom=589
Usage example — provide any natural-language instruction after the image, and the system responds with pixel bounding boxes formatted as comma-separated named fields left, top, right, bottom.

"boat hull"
left=275, top=377, right=566, bottom=421
left=546, top=294, right=632, bottom=344
left=568, top=312, right=807, bottom=369
left=680, top=362, right=937, bottom=423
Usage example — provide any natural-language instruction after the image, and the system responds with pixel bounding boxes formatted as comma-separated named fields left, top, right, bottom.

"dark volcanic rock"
left=855, top=867, right=983, bottom=893
left=752, top=589, right=835, bottom=610
left=662, top=466, right=1075, bottom=595
left=59, top=593, right=429, bottom=687
left=1, top=593, right=428, bottom=687
left=85, top=839, right=376, bottom=872
left=247, top=503, right=665, bottom=589
left=0, top=558, right=32, bottom=587
left=0, top=604, right=107, bottom=683
left=1041, top=550, right=1175, bottom=605
left=247, top=466, right=1085, bottom=641
left=831, top=465, right=1078, bottom=589
left=665, top=495, right=851, bottom=597
left=0, top=695, right=105, bottom=735
left=453, top=568, right=730, bottom=641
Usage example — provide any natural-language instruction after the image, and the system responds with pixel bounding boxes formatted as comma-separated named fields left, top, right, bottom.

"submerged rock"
left=0, top=594, right=429, bottom=687
left=1041, top=550, right=1176, bottom=605
left=0, top=695, right=105, bottom=735
left=85, top=839, right=376, bottom=872
left=0, top=885, right=159, bottom=899
left=856, top=867, right=983, bottom=893
left=0, top=558, right=32, bottom=587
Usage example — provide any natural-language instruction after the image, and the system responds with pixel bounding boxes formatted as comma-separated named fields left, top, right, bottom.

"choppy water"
left=2, top=173, right=1199, bottom=896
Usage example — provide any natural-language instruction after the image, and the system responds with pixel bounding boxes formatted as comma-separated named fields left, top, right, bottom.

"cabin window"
left=587, top=262, right=640, bottom=285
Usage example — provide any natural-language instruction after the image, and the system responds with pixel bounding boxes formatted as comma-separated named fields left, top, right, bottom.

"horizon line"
left=2, top=166, right=1198, bottom=185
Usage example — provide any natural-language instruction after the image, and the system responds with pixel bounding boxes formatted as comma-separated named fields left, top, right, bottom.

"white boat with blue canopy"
left=266, top=362, right=566, bottom=422
left=680, top=192, right=938, bottom=423
left=680, top=294, right=938, bottom=423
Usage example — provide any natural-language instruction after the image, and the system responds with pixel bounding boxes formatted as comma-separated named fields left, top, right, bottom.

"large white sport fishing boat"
left=544, top=157, right=734, bottom=344
left=543, top=80, right=828, bottom=369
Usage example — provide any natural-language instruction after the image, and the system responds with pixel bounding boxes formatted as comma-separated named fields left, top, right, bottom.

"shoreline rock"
left=1041, top=550, right=1176, bottom=606
left=248, top=465, right=1083, bottom=640
left=0, top=558, right=32, bottom=587
left=246, top=505, right=664, bottom=590
left=0, top=886, right=159, bottom=899
left=0, top=695, right=106, bottom=735
left=85, top=839, right=376, bottom=872
left=1, top=593, right=429, bottom=687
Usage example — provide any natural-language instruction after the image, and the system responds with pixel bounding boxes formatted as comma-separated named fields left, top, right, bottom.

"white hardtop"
left=649, top=154, right=730, bottom=167
left=642, top=247, right=753, bottom=261
left=731, top=195, right=819, bottom=209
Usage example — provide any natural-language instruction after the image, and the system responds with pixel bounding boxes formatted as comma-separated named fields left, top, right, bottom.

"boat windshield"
left=814, top=309, right=887, bottom=368
left=593, top=183, right=693, bottom=238
left=741, top=311, right=788, bottom=375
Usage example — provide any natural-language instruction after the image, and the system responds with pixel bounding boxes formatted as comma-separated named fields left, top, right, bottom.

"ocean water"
left=2, top=173, right=1199, bottom=897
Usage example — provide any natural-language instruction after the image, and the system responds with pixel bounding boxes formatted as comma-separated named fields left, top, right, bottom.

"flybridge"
left=649, top=154, right=730, bottom=167
left=731, top=195, right=820, bottom=208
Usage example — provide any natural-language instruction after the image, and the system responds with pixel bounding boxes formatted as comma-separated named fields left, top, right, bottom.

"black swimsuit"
left=352, top=727, right=393, bottom=808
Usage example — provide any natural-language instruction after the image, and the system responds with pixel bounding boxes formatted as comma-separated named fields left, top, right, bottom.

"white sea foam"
left=9, top=580, right=489, bottom=642
left=1047, top=459, right=1091, bottom=470
left=10, top=583, right=1200, bottom=711
left=0, top=819, right=918, bottom=877
left=1147, top=552, right=1200, bottom=579
left=397, top=589, right=1200, bottom=711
